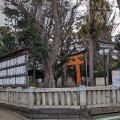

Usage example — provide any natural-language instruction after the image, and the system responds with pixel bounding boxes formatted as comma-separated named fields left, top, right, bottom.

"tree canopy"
left=1, top=0, right=84, bottom=87
left=0, top=0, right=120, bottom=87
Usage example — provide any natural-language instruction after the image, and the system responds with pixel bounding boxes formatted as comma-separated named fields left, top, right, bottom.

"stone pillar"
left=78, top=85, right=87, bottom=109
left=6, top=87, right=11, bottom=104
left=28, top=87, right=35, bottom=109
left=111, top=85, right=118, bottom=106
left=16, top=87, right=22, bottom=107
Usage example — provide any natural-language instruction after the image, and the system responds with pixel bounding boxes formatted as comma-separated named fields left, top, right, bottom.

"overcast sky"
left=110, top=0, right=120, bottom=36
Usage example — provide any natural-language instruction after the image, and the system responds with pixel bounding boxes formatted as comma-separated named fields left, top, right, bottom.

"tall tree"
left=78, top=0, right=116, bottom=86
left=5, top=0, right=83, bottom=87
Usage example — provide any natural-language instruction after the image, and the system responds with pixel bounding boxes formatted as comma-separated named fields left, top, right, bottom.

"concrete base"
left=91, top=106, right=120, bottom=115
left=0, top=103, right=91, bottom=119
left=0, top=103, right=120, bottom=119
left=95, top=77, right=108, bottom=86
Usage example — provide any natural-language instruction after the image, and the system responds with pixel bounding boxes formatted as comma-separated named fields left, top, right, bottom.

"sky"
left=110, top=0, right=120, bottom=36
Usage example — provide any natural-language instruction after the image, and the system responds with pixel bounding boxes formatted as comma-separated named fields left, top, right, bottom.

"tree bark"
left=89, top=0, right=95, bottom=86
left=44, top=58, right=55, bottom=88
left=89, top=38, right=94, bottom=86
left=35, top=0, right=56, bottom=88
left=117, top=0, right=120, bottom=10
left=44, top=0, right=61, bottom=88
left=33, top=60, right=36, bottom=84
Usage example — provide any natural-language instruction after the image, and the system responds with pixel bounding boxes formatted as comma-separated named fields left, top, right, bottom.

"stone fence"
left=0, top=85, right=120, bottom=119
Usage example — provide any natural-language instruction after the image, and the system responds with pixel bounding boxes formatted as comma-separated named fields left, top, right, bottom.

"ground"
left=0, top=109, right=26, bottom=120
left=0, top=109, right=120, bottom=120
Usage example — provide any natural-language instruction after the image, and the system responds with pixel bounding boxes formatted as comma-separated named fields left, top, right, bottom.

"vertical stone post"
left=78, top=85, right=87, bottom=109
left=28, top=87, right=35, bottom=109
left=111, top=85, right=118, bottom=106
left=6, top=87, right=11, bottom=104
left=16, top=87, right=22, bottom=107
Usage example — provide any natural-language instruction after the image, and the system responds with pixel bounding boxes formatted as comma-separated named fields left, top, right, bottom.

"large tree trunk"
left=35, top=0, right=56, bottom=88
left=44, top=58, right=55, bottom=88
left=89, top=0, right=95, bottom=86
left=117, top=0, right=120, bottom=10
left=89, top=38, right=94, bottom=86
left=43, top=0, right=61, bottom=88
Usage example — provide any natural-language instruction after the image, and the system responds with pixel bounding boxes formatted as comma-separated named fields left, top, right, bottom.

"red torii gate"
left=66, top=53, right=84, bottom=83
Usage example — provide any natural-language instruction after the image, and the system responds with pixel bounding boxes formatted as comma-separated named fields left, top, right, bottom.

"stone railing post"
left=16, top=87, right=22, bottom=107
left=78, top=85, right=87, bottom=109
left=111, top=85, right=118, bottom=106
left=28, top=87, right=35, bottom=109
left=6, top=87, right=11, bottom=104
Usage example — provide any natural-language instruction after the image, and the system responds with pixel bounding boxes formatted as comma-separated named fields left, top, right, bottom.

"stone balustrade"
left=0, top=85, right=119, bottom=110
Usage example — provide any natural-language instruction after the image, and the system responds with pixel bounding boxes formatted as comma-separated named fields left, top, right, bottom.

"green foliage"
left=0, top=5, right=49, bottom=88
left=3, top=7, right=35, bottom=29
left=0, top=45, right=8, bottom=57
left=113, top=34, right=120, bottom=69
left=94, top=66, right=106, bottom=77
left=2, top=6, right=48, bottom=60
left=28, top=76, right=39, bottom=88
left=0, top=27, right=17, bottom=57
left=78, top=0, right=112, bottom=41
left=79, top=24, right=89, bottom=38
left=116, top=61, right=120, bottom=68
left=1, top=32, right=16, bottom=50
left=19, top=25, right=49, bottom=59
left=3, top=7, right=19, bottom=16
left=115, top=34, right=120, bottom=51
